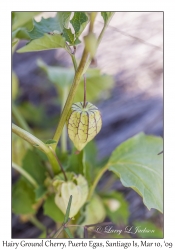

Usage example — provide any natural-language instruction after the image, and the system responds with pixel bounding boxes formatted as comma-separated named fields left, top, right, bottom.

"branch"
left=52, top=13, right=115, bottom=150
left=12, top=123, right=59, bottom=175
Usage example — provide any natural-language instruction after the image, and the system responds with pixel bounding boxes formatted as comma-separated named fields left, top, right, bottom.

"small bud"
left=84, top=32, right=97, bottom=58
left=67, top=102, right=102, bottom=151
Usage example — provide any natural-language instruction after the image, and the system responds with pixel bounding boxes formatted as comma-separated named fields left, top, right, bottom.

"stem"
left=64, top=227, right=74, bottom=238
left=53, top=218, right=71, bottom=238
left=53, top=224, right=64, bottom=238
left=83, top=74, right=86, bottom=108
left=52, top=50, right=89, bottom=149
left=65, top=42, right=77, bottom=72
left=52, top=15, right=96, bottom=150
left=71, top=54, right=78, bottom=72
left=87, top=163, right=109, bottom=201
left=29, top=216, right=46, bottom=232
left=61, top=125, right=67, bottom=153
left=12, top=162, right=38, bottom=188
left=12, top=103, right=33, bottom=133
left=48, top=146, right=67, bottom=181
left=83, top=13, right=115, bottom=74
left=61, top=87, right=69, bottom=153
left=12, top=123, right=59, bottom=175
left=12, top=123, right=49, bottom=153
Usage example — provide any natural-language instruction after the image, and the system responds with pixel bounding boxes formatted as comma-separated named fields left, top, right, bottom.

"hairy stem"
left=12, top=123, right=59, bottom=175
left=83, top=12, right=115, bottom=74
left=49, top=146, right=67, bottom=181
left=71, top=53, right=78, bottom=72
left=12, top=162, right=38, bottom=188
left=61, top=86, right=69, bottom=153
left=12, top=123, right=49, bottom=153
left=83, top=74, right=86, bottom=108
left=87, top=163, right=109, bottom=201
left=52, top=49, right=89, bottom=148
left=52, top=14, right=96, bottom=150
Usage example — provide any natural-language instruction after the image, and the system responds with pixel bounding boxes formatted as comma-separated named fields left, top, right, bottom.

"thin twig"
left=12, top=162, right=38, bottom=188
left=53, top=218, right=72, bottom=238
left=83, top=74, right=87, bottom=108
left=48, top=146, right=67, bottom=181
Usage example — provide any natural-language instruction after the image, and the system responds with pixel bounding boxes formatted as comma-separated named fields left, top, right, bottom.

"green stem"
left=12, top=123, right=49, bottom=153
left=48, top=146, right=67, bottom=181
left=87, top=163, right=109, bottom=201
left=29, top=216, right=46, bottom=232
left=71, top=54, right=78, bottom=72
left=53, top=224, right=64, bottom=238
left=52, top=49, right=89, bottom=150
left=83, top=13, right=115, bottom=74
left=65, top=43, right=77, bottom=72
left=64, top=227, right=74, bottom=238
left=53, top=218, right=71, bottom=238
left=52, top=14, right=96, bottom=150
left=12, top=123, right=59, bottom=175
left=12, top=103, right=33, bottom=134
left=61, top=86, right=69, bottom=153
left=12, top=162, right=38, bottom=188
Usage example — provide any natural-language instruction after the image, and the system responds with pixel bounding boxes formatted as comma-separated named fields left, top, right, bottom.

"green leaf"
left=22, top=149, right=47, bottom=185
left=28, top=17, right=63, bottom=40
left=83, top=141, right=98, bottom=186
left=70, top=12, right=89, bottom=38
left=43, top=194, right=64, bottom=222
left=12, top=27, right=30, bottom=40
left=26, top=12, right=71, bottom=45
left=17, top=102, right=45, bottom=126
left=35, top=185, right=47, bottom=200
left=12, top=12, right=38, bottom=41
left=12, top=134, right=30, bottom=166
left=108, top=133, right=163, bottom=213
left=12, top=12, right=40, bottom=31
left=17, top=34, right=66, bottom=53
left=82, top=195, right=106, bottom=225
left=76, top=69, right=114, bottom=102
left=74, top=37, right=81, bottom=45
left=63, top=28, right=75, bottom=45
left=12, top=178, right=36, bottom=214
left=37, top=59, right=74, bottom=90
left=67, top=147, right=84, bottom=175
left=84, top=140, right=97, bottom=164
left=38, top=60, right=114, bottom=102
left=133, top=221, right=163, bottom=238
left=101, top=12, right=114, bottom=24
left=56, top=149, right=69, bottom=171
left=102, top=191, right=129, bottom=224
left=57, top=12, right=72, bottom=30
left=64, top=195, right=72, bottom=223
left=24, top=13, right=71, bottom=42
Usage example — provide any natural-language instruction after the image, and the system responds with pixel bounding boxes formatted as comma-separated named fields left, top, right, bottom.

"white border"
left=1, top=0, right=175, bottom=249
